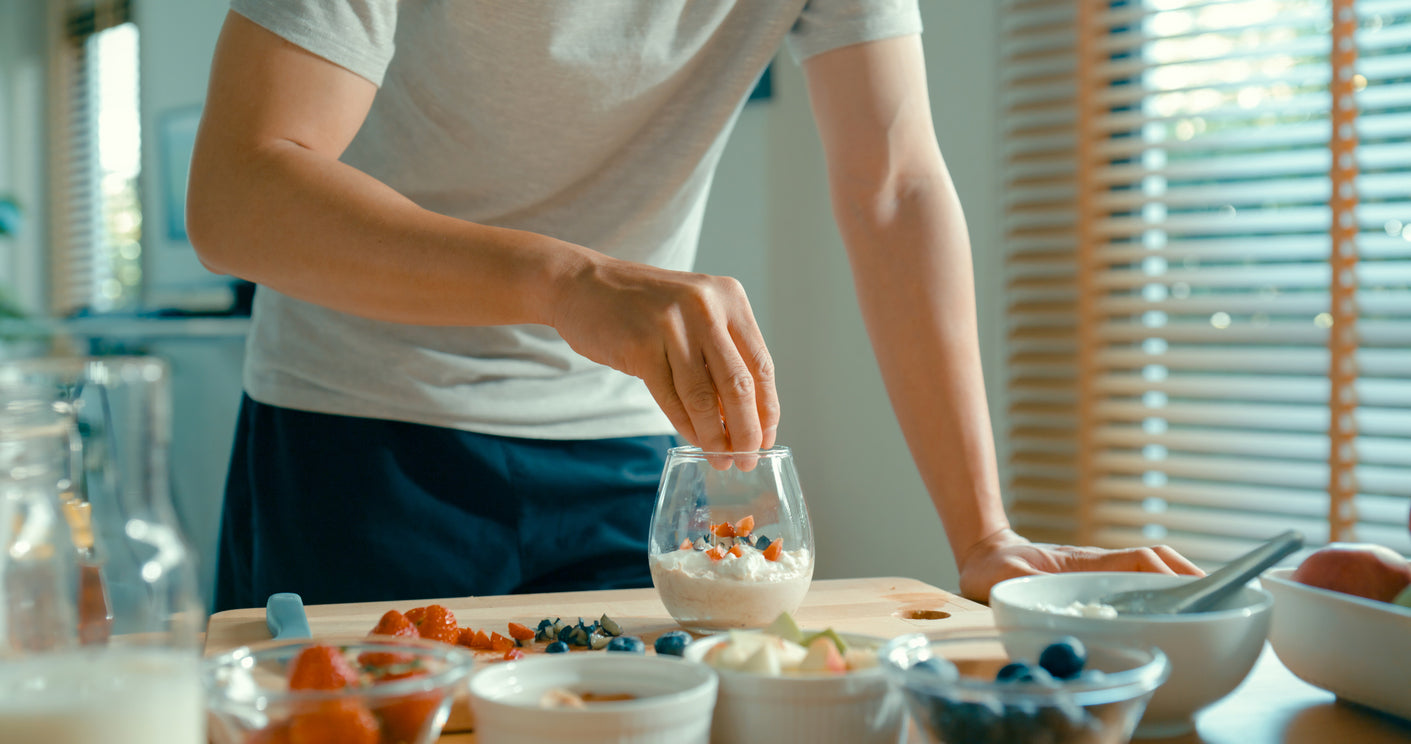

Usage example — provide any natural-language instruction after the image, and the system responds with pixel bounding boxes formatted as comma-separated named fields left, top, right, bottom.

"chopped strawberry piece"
left=712, top=522, right=736, bottom=538
left=288, top=645, right=360, bottom=691
left=372, top=669, right=441, bottom=744
left=679, top=538, right=694, bottom=551
left=507, top=622, right=535, bottom=642
left=734, top=515, right=755, bottom=537
left=369, top=609, right=419, bottom=639
left=470, top=629, right=492, bottom=650
left=455, top=627, right=478, bottom=648
left=728, top=544, right=743, bottom=558
left=411, top=604, right=459, bottom=645
left=287, top=699, right=379, bottom=744
left=705, top=545, right=726, bottom=562
left=763, top=540, right=783, bottom=562
left=490, top=632, right=516, bottom=653
left=503, top=647, right=526, bottom=661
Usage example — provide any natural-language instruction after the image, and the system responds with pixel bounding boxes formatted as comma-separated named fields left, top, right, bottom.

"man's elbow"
left=184, top=169, right=239, bottom=276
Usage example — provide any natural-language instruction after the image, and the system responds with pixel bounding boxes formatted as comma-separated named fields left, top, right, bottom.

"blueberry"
left=1038, top=637, right=1087, bottom=680
left=995, top=661, right=1054, bottom=685
left=545, top=641, right=569, bottom=654
left=606, top=636, right=646, bottom=654
left=654, top=630, right=691, bottom=657
left=755, top=535, right=772, bottom=551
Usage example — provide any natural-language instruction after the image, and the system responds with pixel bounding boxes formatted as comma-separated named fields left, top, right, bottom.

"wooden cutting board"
left=204, top=576, right=992, bottom=737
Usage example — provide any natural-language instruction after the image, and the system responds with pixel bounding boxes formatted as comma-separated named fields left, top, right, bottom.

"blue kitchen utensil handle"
left=266, top=592, right=311, bottom=640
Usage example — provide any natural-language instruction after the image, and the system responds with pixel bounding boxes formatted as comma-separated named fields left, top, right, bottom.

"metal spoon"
left=1096, top=530, right=1304, bottom=615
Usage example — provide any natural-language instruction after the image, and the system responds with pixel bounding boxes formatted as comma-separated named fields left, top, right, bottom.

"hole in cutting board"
left=895, top=609, right=951, bottom=621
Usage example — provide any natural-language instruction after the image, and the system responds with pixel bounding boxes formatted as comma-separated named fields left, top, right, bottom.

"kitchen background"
left=0, top=0, right=1004, bottom=610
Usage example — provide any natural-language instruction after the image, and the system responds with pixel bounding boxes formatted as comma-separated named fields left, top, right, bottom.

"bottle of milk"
left=0, top=357, right=206, bottom=744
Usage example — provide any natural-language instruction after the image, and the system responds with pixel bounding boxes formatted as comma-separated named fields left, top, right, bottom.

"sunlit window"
left=54, top=0, right=141, bottom=316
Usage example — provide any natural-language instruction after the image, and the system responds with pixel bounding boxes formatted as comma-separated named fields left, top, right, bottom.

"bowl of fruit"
left=879, top=628, right=1169, bottom=744
left=203, top=635, right=475, bottom=744
left=1262, top=543, right=1411, bottom=721
left=682, top=613, right=904, bottom=744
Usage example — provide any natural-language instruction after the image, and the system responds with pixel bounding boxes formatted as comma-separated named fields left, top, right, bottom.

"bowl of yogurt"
left=647, top=446, right=814, bottom=631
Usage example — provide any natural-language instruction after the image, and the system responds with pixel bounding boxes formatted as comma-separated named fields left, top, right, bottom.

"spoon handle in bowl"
left=1174, top=530, right=1304, bottom=613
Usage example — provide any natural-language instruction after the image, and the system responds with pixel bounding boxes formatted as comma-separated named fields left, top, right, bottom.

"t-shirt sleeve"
left=785, top=0, right=923, bottom=63
left=230, top=0, right=398, bottom=86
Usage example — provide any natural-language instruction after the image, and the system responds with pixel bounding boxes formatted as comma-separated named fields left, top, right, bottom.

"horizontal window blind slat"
left=1095, top=476, right=1329, bottom=517
left=1096, top=423, right=1326, bottom=459
left=1095, top=452, right=1325, bottom=490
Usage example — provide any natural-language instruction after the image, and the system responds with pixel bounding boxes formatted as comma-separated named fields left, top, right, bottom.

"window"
left=51, top=0, right=142, bottom=316
left=1001, top=0, right=1411, bottom=563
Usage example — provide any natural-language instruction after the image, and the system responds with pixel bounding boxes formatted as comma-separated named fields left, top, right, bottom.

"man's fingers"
left=665, top=333, right=730, bottom=454
left=641, top=354, right=698, bottom=448
left=1153, top=545, right=1205, bottom=576
left=730, top=316, right=778, bottom=450
left=701, top=326, right=761, bottom=455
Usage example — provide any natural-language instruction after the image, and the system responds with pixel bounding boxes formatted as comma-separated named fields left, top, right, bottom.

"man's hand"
left=551, top=254, right=779, bottom=456
left=957, top=528, right=1205, bottom=603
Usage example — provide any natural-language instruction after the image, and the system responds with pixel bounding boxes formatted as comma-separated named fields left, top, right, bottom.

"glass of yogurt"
left=648, top=446, right=814, bottom=632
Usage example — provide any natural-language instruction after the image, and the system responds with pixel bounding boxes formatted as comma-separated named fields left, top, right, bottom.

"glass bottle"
left=0, top=356, right=206, bottom=743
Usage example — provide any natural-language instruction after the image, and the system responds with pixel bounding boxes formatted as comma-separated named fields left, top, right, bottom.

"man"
left=189, top=0, right=1199, bottom=611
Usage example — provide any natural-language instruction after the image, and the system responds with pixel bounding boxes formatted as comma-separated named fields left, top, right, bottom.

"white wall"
left=708, top=1, right=1006, bottom=592
left=137, top=0, right=230, bottom=307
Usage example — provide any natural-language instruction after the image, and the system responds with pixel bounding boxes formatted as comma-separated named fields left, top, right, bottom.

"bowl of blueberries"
left=879, top=628, right=1169, bottom=744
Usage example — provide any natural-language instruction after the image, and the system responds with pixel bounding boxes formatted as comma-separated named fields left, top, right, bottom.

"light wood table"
left=204, top=577, right=1411, bottom=743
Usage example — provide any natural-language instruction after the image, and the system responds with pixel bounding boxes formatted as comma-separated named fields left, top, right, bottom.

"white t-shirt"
left=231, top=0, right=923, bottom=440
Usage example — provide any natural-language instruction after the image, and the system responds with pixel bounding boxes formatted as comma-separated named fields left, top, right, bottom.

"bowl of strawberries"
left=202, top=635, right=475, bottom=744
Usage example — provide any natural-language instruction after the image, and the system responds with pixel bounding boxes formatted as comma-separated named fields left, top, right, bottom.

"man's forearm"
left=833, top=160, right=1011, bottom=565
left=187, top=137, right=590, bottom=328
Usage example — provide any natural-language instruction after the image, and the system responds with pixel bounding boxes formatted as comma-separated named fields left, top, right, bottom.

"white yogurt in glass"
left=0, top=648, right=204, bottom=744
left=651, top=546, right=813, bottom=631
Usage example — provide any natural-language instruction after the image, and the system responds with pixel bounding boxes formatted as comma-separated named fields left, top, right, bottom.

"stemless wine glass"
left=648, top=445, right=814, bottom=632
left=0, top=356, right=206, bottom=743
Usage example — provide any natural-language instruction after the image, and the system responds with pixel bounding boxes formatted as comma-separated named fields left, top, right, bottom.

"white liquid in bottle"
left=0, top=648, right=204, bottom=744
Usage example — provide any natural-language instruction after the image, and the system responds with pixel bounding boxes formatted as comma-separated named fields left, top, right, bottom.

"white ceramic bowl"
left=990, top=572, right=1272, bottom=738
left=1263, top=567, right=1411, bottom=721
left=466, top=654, right=717, bottom=744
left=682, top=631, right=905, bottom=744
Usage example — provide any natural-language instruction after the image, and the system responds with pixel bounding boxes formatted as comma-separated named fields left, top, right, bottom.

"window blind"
left=48, top=0, right=140, bottom=317
left=1002, top=0, right=1411, bottom=563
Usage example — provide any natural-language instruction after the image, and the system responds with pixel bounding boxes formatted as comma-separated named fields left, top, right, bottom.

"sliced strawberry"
left=763, top=540, right=783, bottom=562
left=734, top=515, right=755, bottom=537
left=705, top=545, right=726, bottom=562
left=507, top=622, right=535, bottom=642
left=679, top=538, right=694, bottom=551
left=470, top=629, right=492, bottom=651
left=502, top=647, right=526, bottom=661
left=411, top=605, right=459, bottom=645
left=490, top=632, right=516, bottom=653
left=728, top=544, right=743, bottom=558
left=288, top=645, right=360, bottom=691
left=712, top=522, right=736, bottom=538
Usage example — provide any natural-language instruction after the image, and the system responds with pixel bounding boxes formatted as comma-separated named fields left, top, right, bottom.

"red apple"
left=1291, top=544, right=1411, bottom=603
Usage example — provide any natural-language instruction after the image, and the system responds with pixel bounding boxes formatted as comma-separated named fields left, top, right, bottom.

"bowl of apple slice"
left=682, top=613, right=902, bottom=744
